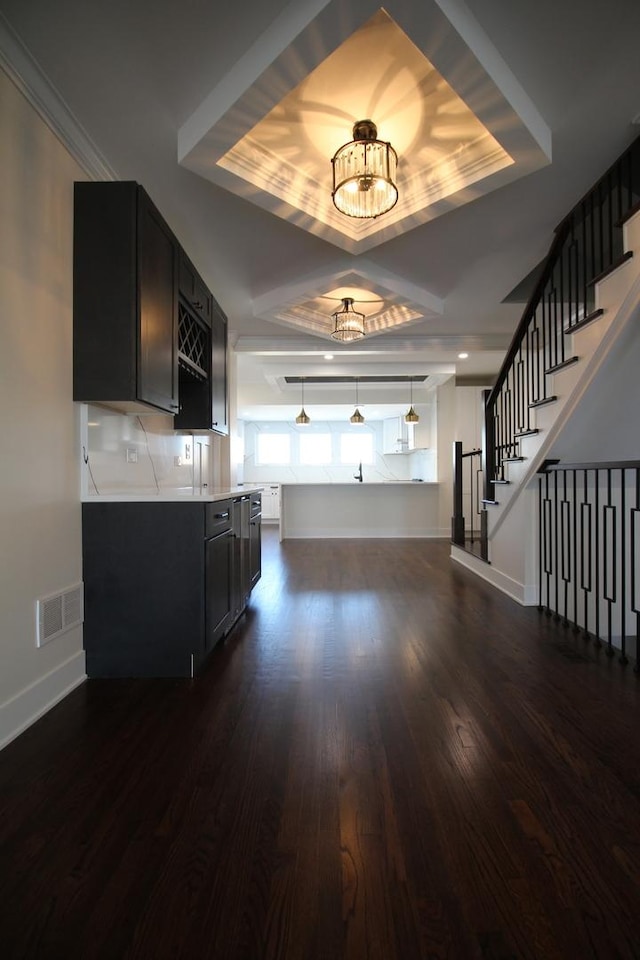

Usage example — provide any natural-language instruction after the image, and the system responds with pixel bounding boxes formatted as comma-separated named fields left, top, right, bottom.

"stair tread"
left=514, top=428, right=539, bottom=438
left=587, top=250, right=633, bottom=287
left=530, top=396, right=557, bottom=408
left=546, top=356, right=579, bottom=375
left=565, top=308, right=604, bottom=334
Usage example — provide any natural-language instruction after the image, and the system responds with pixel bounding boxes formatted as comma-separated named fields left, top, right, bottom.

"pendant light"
left=350, top=378, right=365, bottom=424
left=405, top=377, right=420, bottom=423
left=331, top=120, right=398, bottom=219
left=331, top=297, right=366, bottom=342
left=295, top=377, right=310, bottom=425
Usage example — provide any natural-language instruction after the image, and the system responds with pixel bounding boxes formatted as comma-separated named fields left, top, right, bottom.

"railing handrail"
left=483, top=133, right=640, bottom=509
left=485, top=222, right=571, bottom=409
left=542, top=459, right=640, bottom=472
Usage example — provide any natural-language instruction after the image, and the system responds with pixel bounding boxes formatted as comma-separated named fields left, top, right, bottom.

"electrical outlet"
left=125, top=448, right=138, bottom=463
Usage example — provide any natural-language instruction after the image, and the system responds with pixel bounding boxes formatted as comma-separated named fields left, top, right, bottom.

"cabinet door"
left=179, top=251, right=212, bottom=327
left=383, top=417, right=409, bottom=454
left=205, top=528, right=233, bottom=651
left=73, top=181, right=179, bottom=414
left=249, top=514, right=262, bottom=588
left=137, top=189, right=179, bottom=413
left=211, top=301, right=228, bottom=435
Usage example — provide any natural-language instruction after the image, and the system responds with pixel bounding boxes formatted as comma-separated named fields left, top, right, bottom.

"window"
left=340, top=432, right=374, bottom=465
left=256, top=432, right=291, bottom=465
left=299, top=433, right=332, bottom=465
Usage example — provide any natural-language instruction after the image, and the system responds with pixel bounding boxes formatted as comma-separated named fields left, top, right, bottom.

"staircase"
left=452, top=136, right=640, bottom=603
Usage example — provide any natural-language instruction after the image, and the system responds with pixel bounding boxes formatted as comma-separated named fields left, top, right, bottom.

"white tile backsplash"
left=242, top=420, right=436, bottom=484
left=83, top=405, right=201, bottom=496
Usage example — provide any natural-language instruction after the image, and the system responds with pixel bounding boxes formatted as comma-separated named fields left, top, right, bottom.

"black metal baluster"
left=594, top=469, right=601, bottom=647
left=581, top=469, right=592, bottom=641
left=538, top=475, right=544, bottom=611
left=620, top=468, right=628, bottom=664
left=583, top=199, right=589, bottom=322
left=603, top=468, right=616, bottom=657
left=554, top=469, right=560, bottom=621
left=469, top=454, right=475, bottom=543
left=561, top=470, right=570, bottom=626
left=634, top=468, right=639, bottom=672
left=572, top=469, right=579, bottom=631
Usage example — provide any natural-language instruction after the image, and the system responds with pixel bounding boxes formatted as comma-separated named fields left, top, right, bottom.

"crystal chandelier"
left=331, top=297, right=366, bottom=342
left=331, top=119, right=398, bottom=219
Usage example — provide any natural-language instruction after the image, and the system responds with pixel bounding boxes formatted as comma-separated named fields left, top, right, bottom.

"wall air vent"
left=36, top=583, right=84, bottom=647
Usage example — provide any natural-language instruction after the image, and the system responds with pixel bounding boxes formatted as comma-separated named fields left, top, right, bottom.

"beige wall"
left=0, top=67, right=87, bottom=746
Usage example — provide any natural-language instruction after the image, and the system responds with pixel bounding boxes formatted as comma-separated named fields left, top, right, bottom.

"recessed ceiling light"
left=458, top=352, right=469, bottom=359
left=324, top=353, right=334, bottom=360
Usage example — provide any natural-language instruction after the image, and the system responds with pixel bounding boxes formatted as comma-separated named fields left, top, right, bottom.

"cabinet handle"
left=215, top=511, right=229, bottom=519
left=192, top=300, right=203, bottom=310
left=170, top=402, right=179, bottom=410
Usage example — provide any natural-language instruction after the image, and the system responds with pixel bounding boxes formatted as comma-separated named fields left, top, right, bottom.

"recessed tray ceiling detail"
left=178, top=0, right=550, bottom=255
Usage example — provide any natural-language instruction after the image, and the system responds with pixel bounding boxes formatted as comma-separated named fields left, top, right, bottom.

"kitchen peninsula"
left=279, top=481, right=441, bottom=539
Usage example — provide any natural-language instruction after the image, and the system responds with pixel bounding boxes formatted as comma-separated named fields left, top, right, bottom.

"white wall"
left=0, top=67, right=87, bottom=746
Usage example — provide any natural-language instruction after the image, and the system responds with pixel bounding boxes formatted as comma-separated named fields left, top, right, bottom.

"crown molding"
left=0, top=13, right=117, bottom=182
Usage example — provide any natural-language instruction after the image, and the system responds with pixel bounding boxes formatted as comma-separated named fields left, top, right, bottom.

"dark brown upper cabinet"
left=73, top=181, right=179, bottom=415
left=174, top=250, right=228, bottom=436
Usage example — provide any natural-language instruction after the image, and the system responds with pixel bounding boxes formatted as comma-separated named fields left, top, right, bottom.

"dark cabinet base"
left=82, top=499, right=254, bottom=679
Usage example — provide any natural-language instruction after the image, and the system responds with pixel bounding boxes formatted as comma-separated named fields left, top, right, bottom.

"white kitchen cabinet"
left=383, top=417, right=412, bottom=454
left=409, top=419, right=430, bottom=450
left=261, top=483, right=281, bottom=520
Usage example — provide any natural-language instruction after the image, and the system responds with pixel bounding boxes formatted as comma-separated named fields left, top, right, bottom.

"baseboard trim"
left=450, top=545, right=538, bottom=606
left=0, top=651, right=86, bottom=751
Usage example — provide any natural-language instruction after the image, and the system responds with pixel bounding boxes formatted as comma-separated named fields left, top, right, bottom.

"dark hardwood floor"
left=2, top=528, right=640, bottom=959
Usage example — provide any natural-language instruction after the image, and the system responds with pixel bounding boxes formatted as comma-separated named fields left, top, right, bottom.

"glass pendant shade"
left=295, top=378, right=310, bottom=425
left=332, top=120, right=398, bottom=219
left=331, top=297, right=366, bottom=342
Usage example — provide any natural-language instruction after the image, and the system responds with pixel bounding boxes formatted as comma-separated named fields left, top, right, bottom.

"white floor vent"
left=36, top=583, right=84, bottom=647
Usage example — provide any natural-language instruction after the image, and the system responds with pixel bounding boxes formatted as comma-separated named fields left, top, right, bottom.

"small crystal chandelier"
left=295, top=378, right=310, bottom=425
left=331, top=297, right=366, bottom=342
left=405, top=377, right=420, bottom=423
left=331, top=119, right=398, bottom=219
left=350, top=378, right=365, bottom=424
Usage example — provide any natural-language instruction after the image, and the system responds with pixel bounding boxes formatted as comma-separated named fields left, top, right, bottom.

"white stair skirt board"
left=450, top=544, right=538, bottom=606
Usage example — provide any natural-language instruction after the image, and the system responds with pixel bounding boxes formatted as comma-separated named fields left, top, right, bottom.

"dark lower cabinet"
left=82, top=496, right=258, bottom=678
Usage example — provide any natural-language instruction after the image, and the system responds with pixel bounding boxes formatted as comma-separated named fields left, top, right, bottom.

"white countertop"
left=278, top=481, right=439, bottom=486
left=82, top=486, right=264, bottom=503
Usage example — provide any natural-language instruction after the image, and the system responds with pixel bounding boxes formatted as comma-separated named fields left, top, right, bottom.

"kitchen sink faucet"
left=354, top=462, right=363, bottom=482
